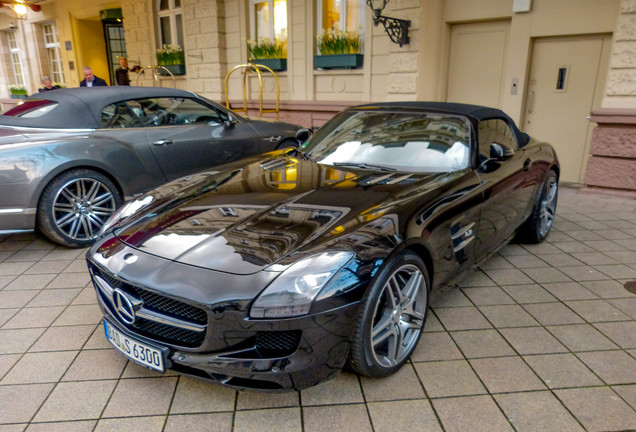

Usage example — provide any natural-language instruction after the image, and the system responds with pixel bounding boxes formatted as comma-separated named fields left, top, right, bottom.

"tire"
left=348, top=251, right=430, bottom=377
left=516, top=170, right=558, bottom=243
left=37, top=169, right=122, bottom=248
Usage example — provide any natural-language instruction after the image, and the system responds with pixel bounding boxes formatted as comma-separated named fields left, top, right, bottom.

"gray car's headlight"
left=98, top=195, right=154, bottom=237
left=250, top=251, right=354, bottom=319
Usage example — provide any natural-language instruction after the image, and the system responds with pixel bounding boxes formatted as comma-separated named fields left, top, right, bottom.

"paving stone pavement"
left=1, top=184, right=636, bottom=432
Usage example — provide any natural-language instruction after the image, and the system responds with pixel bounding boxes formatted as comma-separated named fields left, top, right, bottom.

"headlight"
left=250, top=251, right=354, bottom=319
left=98, top=195, right=154, bottom=237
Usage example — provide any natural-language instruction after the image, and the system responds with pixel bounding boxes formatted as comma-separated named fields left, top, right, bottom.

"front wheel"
left=348, top=251, right=430, bottom=377
left=517, top=170, right=558, bottom=243
left=37, top=169, right=122, bottom=248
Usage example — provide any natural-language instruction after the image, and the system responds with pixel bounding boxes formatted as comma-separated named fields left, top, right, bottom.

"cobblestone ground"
left=1, top=184, right=636, bottom=432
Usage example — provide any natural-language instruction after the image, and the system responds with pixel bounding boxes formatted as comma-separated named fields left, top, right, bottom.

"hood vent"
left=359, top=173, right=416, bottom=186
left=260, top=158, right=289, bottom=171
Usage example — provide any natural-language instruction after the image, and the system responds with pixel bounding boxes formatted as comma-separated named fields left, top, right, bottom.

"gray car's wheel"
left=37, top=169, right=122, bottom=248
left=517, top=170, right=558, bottom=243
left=349, top=251, right=429, bottom=377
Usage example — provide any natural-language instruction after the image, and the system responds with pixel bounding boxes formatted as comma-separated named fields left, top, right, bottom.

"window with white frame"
left=42, top=23, right=65, bottom=85
left=157, top=0, right=184, bottom=49
left=318, top=0, right=364, bottom=33
left=249, top=0, right=287, bottom=41
left=7, top=31, right=25, bottom=87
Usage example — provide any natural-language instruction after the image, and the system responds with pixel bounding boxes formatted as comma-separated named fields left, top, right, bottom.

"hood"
left=115, top=153, right=445, bottom=274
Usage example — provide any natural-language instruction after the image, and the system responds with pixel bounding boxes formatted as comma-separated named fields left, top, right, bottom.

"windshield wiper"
left=332, top=162, right=396, bottom=172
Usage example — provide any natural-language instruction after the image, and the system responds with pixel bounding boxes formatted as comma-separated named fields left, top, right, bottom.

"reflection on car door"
left=142, top=98, right=258, bottom=181
left=475, top=119, right=537, bottom=259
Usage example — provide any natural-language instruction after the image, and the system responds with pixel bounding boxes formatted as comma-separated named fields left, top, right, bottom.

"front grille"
left=134, top=318, right=204, bottom=346
left=89, top=263, right=207, bottom=347
left=255, top=330, right=301, bottom=357
left=126, top=286, right=207, bottom=325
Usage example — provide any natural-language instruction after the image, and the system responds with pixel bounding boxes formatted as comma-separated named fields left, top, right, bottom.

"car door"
left=474, top=118, right=537, bottom=260
left=142, top=97, right=259, bottom=181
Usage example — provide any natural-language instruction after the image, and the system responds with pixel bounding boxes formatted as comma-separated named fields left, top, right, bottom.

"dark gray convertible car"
left=0, top=87, right=300, bottom=247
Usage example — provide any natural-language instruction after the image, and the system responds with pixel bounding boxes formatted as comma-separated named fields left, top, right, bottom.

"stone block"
left=387, top=73, right=417, bottom=94
left=585, top=156, right=636, bottom=191
left=610, top=42, right=636, bottom=68
left=389, top=52, right=418, bottom=73
left=615, top=14, right=636, bottom=41
left=134, top=1, right=146, bottom=16
left=196, top=2, right=219, bottom=19
left=606, top=70, right=636, bottom=95
left=590, top=125, right=636, bottom=157
left=621, top=0, right=636, bottom=12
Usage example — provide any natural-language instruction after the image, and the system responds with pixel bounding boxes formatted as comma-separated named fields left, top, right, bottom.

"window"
left=477, top=119, right=519, bottom=159
left=157, top=0, right=183, bottom=48
left=249, top=0, right=287, bottom=40
left=318, top=0, right=364, bottom=33
left=42, top=23, right=65, bottom=85
left=101, top=98, right=225, bottom=128
left=7, top=31, right=25, bottom=87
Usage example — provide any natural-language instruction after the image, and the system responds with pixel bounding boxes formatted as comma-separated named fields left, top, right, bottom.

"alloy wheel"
left=52, top=177, right=117, bottom=241
left=370, top=263, right=427, bottom=367
left=538, top=176, right=558, bottom=238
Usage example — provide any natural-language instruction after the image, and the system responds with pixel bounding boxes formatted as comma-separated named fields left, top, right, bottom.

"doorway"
left=447, top=20, right=510, bottom=108
left=523, top=35, right=611, bottom=183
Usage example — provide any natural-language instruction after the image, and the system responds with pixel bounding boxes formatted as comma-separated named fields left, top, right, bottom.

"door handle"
left=523, top=158, right=531, bottom=172
left=153, top=139, right=174, bottom=146
left=527, top=90, right=535, bottom=113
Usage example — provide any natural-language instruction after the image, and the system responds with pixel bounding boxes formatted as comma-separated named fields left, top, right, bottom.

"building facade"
left=1, top=0, right=635, bottom=191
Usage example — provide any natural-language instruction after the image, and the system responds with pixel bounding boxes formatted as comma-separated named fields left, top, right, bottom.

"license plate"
left=104, top=319, right=165, bottom=372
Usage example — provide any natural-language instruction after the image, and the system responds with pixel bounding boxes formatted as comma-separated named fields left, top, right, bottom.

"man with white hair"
left=79, top=67, right=108, bottom=87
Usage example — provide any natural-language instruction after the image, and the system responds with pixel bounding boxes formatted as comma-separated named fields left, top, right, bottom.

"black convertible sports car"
left=0, top=87, right=300, bottom=247
left=87, top=102, right=559, bottom=390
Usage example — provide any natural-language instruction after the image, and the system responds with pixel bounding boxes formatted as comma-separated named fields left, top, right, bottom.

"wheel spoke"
left=91, top=192, right=114, bottom=208
left=371, top=314, right=394, bottom=346
left=85, top=180, right=101, bottom=202
left=56, top=212, right=79, bottom=228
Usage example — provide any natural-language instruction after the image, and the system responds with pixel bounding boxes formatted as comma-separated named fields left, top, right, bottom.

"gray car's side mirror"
left=224, top=114, right=236, bottom=129
left=296, top=128, right=312, bottom=144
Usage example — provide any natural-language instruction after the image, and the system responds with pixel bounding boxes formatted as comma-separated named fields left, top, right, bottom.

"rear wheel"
left=37, top=169, right=122, bottom=248
left=348, top=251, right=429, bottom=377
left=517, top=170, right=558, bottom=243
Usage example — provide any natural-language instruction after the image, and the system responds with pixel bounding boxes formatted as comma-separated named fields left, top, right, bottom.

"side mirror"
left=490, top=143, right=506, bottom=160
left=224, top=114, right=236, bottom=129
left=295, top=128, right=312, bottom=145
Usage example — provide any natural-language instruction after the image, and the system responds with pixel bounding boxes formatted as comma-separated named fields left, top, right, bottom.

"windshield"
left=304, top=110, right=472, bottom=173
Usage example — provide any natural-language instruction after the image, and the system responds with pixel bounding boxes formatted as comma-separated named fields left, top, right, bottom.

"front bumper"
left=87, top=237, right=361, bottom=390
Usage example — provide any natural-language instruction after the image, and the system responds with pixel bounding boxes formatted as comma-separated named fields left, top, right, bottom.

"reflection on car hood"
left=0, top=127, right=29, bottom=146
left=115, top=152, right=446, bottom=274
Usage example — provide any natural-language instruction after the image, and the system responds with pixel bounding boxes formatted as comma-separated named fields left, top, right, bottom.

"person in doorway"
left=79, top=67, right=108, bottom=87
left=115, top=57, right=131, bottom=86
left=39, top=76, right=61, bottom=92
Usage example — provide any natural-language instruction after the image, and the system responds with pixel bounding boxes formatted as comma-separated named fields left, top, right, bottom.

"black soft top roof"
left=351, top=101, right=530, bottom=146
left=0, top=87, right=199, bottom=129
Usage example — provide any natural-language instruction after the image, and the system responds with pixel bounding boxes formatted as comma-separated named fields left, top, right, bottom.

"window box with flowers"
left=314, top=29, right=363, bottom=70
left=156, top=45, right=186, bottom=76
left=9, top=85, right=28, bottom=99
left=247, top=35, right=287, bottom=72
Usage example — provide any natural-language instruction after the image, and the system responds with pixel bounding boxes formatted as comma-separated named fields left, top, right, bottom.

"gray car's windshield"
left=304, top=110, right=472, bottom=173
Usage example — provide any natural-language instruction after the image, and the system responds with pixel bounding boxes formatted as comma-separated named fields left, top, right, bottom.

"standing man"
left=80, top=67, right=108, bottom=87
left=115, top=57, right=131, bottom=86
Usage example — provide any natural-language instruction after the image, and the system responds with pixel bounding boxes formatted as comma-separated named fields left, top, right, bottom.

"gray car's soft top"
left=0, top=87, right=201, bottom=129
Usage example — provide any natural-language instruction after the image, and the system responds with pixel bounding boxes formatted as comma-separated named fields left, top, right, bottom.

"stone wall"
left=585, top=0, right=636, bottom=191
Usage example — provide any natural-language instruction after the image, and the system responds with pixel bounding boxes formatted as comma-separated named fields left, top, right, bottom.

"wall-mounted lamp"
left=0, top=0, right=41, bottom=19
left=366, top=0, right=410, bottom=47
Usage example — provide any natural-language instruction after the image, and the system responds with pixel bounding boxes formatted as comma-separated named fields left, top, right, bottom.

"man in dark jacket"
left=79, top=67, right=108, bottom=87
left=115, top=57, right=131, bottom=86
